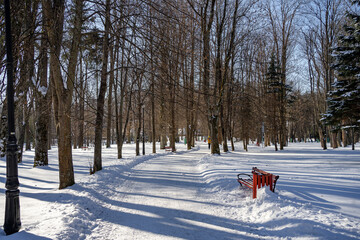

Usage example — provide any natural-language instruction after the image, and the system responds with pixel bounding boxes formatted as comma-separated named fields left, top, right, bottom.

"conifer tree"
left=265, top=54, right=294, bottom=150
left=323, top=0, right=360, bottom=150
left=265, top=55, right=282, bottom=151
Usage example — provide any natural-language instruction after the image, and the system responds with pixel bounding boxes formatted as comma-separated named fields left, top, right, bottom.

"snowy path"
left=85, top=147, right=250, bottom=239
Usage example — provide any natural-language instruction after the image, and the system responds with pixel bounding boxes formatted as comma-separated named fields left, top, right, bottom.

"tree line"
left=0, top=0, right=359, bottom=189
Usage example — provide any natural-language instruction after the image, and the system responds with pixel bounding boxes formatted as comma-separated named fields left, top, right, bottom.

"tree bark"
left=201, top=0, right=219, bottom=154
left=94, top=0, right=111, bottom=173
left=106, top=43, right=115, bottom=148
left=34, top=13, right=49, bottom=166
left=77, top=51, right=85, bottom=148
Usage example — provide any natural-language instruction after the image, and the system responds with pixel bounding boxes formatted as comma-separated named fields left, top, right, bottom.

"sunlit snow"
left=0, top=141, right=359, bottom=239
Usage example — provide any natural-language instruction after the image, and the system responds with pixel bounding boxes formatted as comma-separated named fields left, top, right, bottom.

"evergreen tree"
left=266, top=55, right=283, bottom=94
left=323, top=0, right=360, bottom=150
left=265, top=55, right=282, bottom=151
left=265, top=54, right=294, bottom=151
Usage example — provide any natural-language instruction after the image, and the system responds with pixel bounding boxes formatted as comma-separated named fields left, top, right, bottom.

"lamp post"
left=142, top=105, right=145, bottom=155
left=4, top=0, right=21, bottom=235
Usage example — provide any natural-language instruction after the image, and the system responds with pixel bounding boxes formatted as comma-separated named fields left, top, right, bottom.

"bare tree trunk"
left=229, top=52, right=236, bottom=151
left=151, top=81, right=156, bottom=153
left=185, top=49, right=191, bottom=150
left=73, top=93, right=78, bottom=149
left=319, top=125, right=327, bottom=150
left=77, top=51, right=85, bottom=148
left=230, top=119, right=235, bottom=151
left=169, top=62, right=178, bottom=152
left=25, top=124, right=31, bottom=150
left=93, top=0, right=110, bottom=173
left=201, top=0, right=218, bottom=154
left=351, top=128, right=355, bottom=150
left=331, top=132, right=338, bottom=149
left=115, top=30, right=129, bottom=158
left=279, top=44, right=287, bottom=150
left=169, top=89, right=176, bottom=152
left=57, top=103, right=74, bottom=189
left=188, top=55, right=196, bottom=149
left=17, top=112, right=26, bottom=163
left=159, top=73, right=167, bottom=149
left=221, top=103, right=228, bottom=152
left=135, top=97, right=141, bottom=156
left=115, top=87, right=121, bottom=157
left=43, top=0, right=83, bottom=188
left=106, top=43, right=115, bottom=148
left=17, top=0, right=37, bottom=162
left=274, top=135, right=278, bottom=151
left=148, top=3, right=157, bottom=154
left=34, top=15, right=50, bottom=166
left=115, top=37, right=123, bottom=158
left=219, top=0, right=237, bottom=153
left=341, top=121, right=347, bottom=147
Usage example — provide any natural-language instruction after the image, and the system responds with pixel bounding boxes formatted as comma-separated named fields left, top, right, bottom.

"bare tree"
left=93, top=0, right=111, bottom=173
left=266, top=0, right=301, bottom=150
left=34, top=2, right=50, bottom=166
left=42, top=0, right=83, bottom=188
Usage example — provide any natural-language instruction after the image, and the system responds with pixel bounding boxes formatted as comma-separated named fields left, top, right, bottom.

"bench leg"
left=269, top=175, right=273, bottom=192
left=253, top=172, right=257, bottom=199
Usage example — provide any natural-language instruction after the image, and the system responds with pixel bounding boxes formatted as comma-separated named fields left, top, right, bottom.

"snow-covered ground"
left=0, top=141, right=359, bottom=239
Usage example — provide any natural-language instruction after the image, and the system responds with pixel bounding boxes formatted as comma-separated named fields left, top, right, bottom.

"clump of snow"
left=38, top=86, right=48, bottom=97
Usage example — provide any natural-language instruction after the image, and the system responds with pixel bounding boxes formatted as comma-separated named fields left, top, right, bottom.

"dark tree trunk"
left=34, top=17, right=50, bottom=166
left=43, top=0, right=82, bottom=188
left=106, top=44, right=115, bottom=148
left=135, top=100, right=141, bottom=156
left=25, top=124, right=31, bottom=151
left=221, top=104, right=229, bottom=152
left=201, top=0, right=218, bottom=154
left=352, top=128, right=355, bottom=151
left=151, top=81, right=156, bottom=153
left=57, top=104, right=75, bottom=189
left=77, top=53, right=85, bottom=148
left=94, top=0, right=110, bottom=173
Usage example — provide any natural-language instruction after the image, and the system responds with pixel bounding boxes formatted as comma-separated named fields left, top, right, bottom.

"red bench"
left=237, top=167, right=279, bottom=199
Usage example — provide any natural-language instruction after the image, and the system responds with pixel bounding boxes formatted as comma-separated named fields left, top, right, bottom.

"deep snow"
left=0, top=141, right=359, bottom=239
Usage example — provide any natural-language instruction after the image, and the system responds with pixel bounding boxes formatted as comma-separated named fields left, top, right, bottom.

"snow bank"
left=198, top=142, right=360, bottom=239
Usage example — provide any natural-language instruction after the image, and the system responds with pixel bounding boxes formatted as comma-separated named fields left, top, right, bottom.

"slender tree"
left=34, top=3, right=50, bottom=166
left=93, top=0, right=111, bottom=173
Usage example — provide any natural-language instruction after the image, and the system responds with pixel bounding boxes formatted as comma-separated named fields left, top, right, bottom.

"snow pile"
left=198, top=143, right=360, bottom=239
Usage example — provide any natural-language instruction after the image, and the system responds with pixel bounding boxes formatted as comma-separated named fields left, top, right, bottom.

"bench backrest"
left=251, top=167, right=279, bottom=192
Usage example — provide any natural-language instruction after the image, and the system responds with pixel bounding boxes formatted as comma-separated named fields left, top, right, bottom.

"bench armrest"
left=237, top=173, right=252, bottom=180
left=273, top=175, right=279, bottom=192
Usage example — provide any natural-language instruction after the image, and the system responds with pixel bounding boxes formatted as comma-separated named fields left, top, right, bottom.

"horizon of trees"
left=0, top=0, right=359, bottom=189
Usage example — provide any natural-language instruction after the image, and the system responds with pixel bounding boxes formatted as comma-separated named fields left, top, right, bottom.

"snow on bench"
left=237, top=167, right=279, bottom=199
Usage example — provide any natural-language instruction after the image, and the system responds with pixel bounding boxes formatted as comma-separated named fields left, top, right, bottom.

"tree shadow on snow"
left=0, top=230, right=52, bottom=240
left=20, top=171, right=360, bottom=240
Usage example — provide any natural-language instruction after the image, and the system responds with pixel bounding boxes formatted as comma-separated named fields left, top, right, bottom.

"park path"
left=85, top=146, right=252, bottom=240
